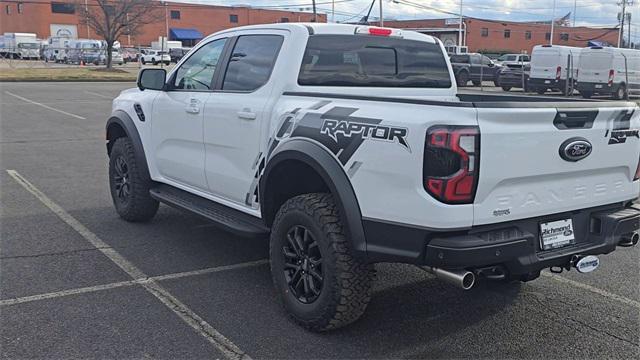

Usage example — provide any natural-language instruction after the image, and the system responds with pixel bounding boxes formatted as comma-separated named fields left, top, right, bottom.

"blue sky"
left=173, top=0, right=639, bottom=42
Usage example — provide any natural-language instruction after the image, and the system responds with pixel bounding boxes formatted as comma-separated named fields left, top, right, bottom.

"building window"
left=525, top=31, right=531, bottom=40
left=280, top=17, right=289, bottom=23
left=230, top=14, right=238, bottom=23
left=51, top=2, right=76, bottom=14
left=504, top=29, right=511, bottom=38
left=5, top=5, right=10, bottom=15
left=17, top=2, right=23, bottom=14
left=171, top=10, right=180, bottom=20
left=545, top=32, right=551, bottom=40
left=560, top=33, right=569, bottom=41
left=481, top=28, right=488, bottom=37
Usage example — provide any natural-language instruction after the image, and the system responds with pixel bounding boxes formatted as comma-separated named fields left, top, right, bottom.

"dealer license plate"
left=540, top=219, right=575, bottom=250
left=595, top=84, right=603, bottom=89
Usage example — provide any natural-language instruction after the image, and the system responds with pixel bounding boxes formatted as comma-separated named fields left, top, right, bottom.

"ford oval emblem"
left=575, top=255, right=600, bottom=273
left=559, top=138, right=592, bottom=162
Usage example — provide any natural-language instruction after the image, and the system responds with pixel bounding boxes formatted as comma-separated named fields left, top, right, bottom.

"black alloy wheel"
left=112, top=155, right=131, bottom=205
left=283, top=225, right=324, bottom=304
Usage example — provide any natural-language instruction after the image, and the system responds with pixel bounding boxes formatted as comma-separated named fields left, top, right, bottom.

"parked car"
left=450, top=53, right=501, bottom=87
left=169, top=47, right=191, bottom=63
left=102, top=50, right=124, bottom=65
left=577, top=46, right=640, bottom=99
left=66, top=39, right=104, bottom=65
left=107, top=23, right=640, bottom=332
left=140, top=49, right=170, bottom=65
left=529, top=45, right=582, bottom=95
left=495, top=53, right=530, bottom=67
left=121, top=48, right=139, bottom=63
left=496, top=64, right=530, bottom=91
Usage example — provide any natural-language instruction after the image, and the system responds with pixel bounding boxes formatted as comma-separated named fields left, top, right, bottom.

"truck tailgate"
left=473, top=105, right=640, bottom=225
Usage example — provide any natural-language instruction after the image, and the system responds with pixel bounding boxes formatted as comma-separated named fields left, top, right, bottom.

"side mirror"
left=138, top=68, right=166, bottom=91
left=488, top=62, right=495, bottom=68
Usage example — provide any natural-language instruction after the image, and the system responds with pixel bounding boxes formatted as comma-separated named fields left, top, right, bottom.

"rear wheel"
left=270, top=193, right=374, bottom=331
left=613, top=84, right=627, bottom=100
left=536, top=88, right=546, bottom=95
left=581, top=91, right=593, bottom=99
left=501, top=86, right=512, bottom=92
left=472, top=80, right=482, bottom=87
left=457, top=71, right=469, bottom=87
left=152, top=58, right=157, bottom=65
left=108, top=137, right=159, bottom=222
left=141, top=58, right=146, bottom=65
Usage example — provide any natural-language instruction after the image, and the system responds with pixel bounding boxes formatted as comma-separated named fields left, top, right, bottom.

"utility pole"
left=618, top=1, right=633, bottom=47
left=573, top=0, right=577, bottom=27
left=312, top=0, right=317, bottom=22
left=85, top=0, right=90, bottom=38
left=628, top=13, right=632, bottom=48
left=379, top=0, right=383, bottom=26
left=332, top=0, right=335, bottom=23
left=550, top=0, right=556, bottom=45
left=458, top=0, right=463, bottom=48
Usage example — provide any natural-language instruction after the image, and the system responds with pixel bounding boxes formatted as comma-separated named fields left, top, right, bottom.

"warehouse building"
left=0, top=0, right=325, bottom=46
left=382, top=17, right=620, bottom=54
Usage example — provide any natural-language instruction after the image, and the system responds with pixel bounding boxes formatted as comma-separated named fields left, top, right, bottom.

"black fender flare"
left=260, top=139, right=367, bottom=260
left=105, top=110, right=151, bottom=182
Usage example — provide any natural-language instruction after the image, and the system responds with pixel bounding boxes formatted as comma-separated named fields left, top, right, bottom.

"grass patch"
left=0, top=68, right=137, bottom=82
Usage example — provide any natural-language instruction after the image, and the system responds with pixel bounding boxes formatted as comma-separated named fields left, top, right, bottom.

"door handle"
left=237, top=110, right=257, bottom=120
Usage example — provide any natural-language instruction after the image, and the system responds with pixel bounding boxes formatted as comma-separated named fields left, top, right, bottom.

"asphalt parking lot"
left=1, top=82, right=639, bottom=359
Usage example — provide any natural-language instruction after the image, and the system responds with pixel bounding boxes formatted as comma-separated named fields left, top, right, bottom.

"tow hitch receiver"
left=550, top=255, right=600, bottom=274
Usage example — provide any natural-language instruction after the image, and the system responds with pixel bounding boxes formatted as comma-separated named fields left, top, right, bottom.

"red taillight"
left=608, top=69, right=615, bottom=86
left=424, top=126, right=480, bottom=204
left=368, top=27, right=393, bottom=36
left=556, top=66, right=562, bottom=80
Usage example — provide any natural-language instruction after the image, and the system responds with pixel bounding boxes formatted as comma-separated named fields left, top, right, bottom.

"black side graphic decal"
left=608, top=110, right=638, bottom=145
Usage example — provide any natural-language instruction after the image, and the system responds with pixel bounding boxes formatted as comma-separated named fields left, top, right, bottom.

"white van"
left=577, top=47, right=640, bottom=99
left=529, top=45, right=583, bottom=95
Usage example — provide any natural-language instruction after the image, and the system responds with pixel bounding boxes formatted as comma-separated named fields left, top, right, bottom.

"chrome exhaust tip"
left=422, top=267, right=476, bottom=290
left=619, top=232, right=639, bottom=247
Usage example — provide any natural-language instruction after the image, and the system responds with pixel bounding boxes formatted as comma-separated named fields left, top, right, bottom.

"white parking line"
left=541, top=272, right=640, bottom=310
left=85, top=91, right=113, bottom=99
left=0, top=260, right=269, bottom=307
left=4, top=91, right=86, bottom=120
left=6, top=170, right=250, bottom=360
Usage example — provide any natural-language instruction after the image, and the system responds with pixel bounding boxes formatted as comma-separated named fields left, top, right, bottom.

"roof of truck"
left=207, top=23, right=438, bottom=44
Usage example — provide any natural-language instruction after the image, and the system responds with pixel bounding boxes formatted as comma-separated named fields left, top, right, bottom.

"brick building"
left=382, top=17, right=620, bottom=54
left=0, top=0, right=325, bottom=46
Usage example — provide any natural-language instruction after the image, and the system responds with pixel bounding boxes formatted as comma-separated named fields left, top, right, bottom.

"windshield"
left=18, top=43, right=39, bottom=49
left=498, top=55, right=517, bottom=61
left=298, top=35, right=452, bottom=88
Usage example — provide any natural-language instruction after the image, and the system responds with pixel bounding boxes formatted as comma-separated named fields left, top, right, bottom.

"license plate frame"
left=540, top=219, right=575, bottom=251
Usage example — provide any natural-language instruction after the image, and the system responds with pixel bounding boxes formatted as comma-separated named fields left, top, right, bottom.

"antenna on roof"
left=359, top=0, right=376, bottom=25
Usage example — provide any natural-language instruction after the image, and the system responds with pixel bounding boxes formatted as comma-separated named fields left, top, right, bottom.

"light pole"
left=458, top=0, right=463, bottom=48
left=550, top=0, right=556, bottom=45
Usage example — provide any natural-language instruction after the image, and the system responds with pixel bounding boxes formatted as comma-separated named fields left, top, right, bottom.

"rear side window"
left=298, top=35, right=451, bottom=88
left=222, top=35, right=283, bottom=92
left=450, top=55, right=469, bottom=63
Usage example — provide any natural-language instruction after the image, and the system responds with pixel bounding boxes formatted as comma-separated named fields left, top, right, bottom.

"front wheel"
left=141, top=58, right=146, bottom=65
left=536, top=88, right=546, bottom=95
left=581, top=91, right=593, bottom=99
left=613, top=84, right=627, bottom=100
left=108, top=137, right=159, bottom=222
left=501, top=85, right=512, bottom=92
left=152, top=58, right=157, bottom=65
left=456, top=71, right=469, bottom=87
left=270, top=193, right=374, bottom=331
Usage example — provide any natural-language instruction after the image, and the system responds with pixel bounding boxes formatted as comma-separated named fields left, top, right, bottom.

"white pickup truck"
left=106, top=24, right=640, bottom=331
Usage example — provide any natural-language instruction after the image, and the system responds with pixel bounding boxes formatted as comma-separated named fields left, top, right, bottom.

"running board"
left=149, top=184, right=269, bottom=239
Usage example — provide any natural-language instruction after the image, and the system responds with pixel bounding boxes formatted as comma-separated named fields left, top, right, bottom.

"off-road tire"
left=108, top=137, right=159, bottom=222
left=270, top=193, right=374, bottom=332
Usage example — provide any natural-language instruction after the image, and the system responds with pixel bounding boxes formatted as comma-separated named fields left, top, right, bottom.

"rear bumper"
left=363, top=202, right=639, bottom=280
left=577, top=81, right=617, bottom=94
left=529, top=77, right=567, bottom=90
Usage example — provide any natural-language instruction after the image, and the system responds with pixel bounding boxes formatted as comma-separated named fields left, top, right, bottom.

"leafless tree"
left=79, top=0, right=162, bottom=69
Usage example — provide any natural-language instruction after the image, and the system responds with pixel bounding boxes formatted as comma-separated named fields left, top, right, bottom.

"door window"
left=172, top=38, right=227, bottom=90
left=222, top=35, right=284, bottom=92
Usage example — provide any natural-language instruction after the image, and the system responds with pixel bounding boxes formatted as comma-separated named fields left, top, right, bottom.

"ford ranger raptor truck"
left=106, top=23, right=640, bottom=331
